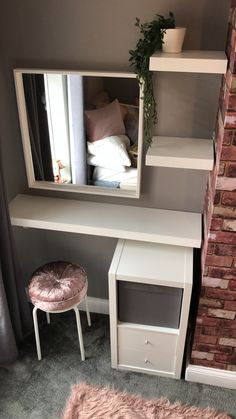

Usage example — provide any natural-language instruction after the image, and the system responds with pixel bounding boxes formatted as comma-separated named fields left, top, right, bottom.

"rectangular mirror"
left=14, top=69, right=144, bottom=198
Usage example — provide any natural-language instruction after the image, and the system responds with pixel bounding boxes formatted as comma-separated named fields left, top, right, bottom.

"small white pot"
left=162, top=27, right=186, bottom=53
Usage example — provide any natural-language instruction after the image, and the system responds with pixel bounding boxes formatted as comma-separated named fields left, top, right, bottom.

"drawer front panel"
left=118, top=326, right=177, bottom=373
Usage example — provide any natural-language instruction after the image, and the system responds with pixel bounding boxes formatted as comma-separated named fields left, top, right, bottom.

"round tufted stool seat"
left=28, top=261, right=91, bottom=362
left=29, top=261, right=88, bottom=312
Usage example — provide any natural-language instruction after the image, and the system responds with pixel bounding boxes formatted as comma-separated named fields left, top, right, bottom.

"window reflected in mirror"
left=14, top=70, right=143, bottom=198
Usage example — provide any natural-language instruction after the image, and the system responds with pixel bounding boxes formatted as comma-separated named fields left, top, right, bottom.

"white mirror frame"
left=14, top=69, right=144, bottom=198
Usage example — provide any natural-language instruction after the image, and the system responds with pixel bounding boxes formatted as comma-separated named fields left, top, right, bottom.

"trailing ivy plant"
left=129, top=12, right=175, bottom=145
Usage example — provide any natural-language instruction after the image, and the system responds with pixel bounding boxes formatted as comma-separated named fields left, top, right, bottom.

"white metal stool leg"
left=74, top=306, right=85, bottom=361
left=84, top=296, right=91, bottom=326
left=32, top=306, right=42, bottom=361
left=46, top=312, right=50, bottom=324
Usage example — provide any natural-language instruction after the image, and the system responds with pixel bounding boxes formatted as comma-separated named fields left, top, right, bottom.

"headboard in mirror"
left=14, top=69, right=144, bottom=198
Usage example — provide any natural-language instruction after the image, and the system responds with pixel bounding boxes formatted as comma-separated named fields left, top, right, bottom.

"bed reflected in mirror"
left=14, top=70, right=144, bottom=198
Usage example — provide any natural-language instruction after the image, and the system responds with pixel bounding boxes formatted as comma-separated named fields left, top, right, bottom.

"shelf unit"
left=146, top=136, right=214, bottom=170
left=108, top=50, right=227, bottom=379
left=147, top=50, right=227, bottom=170
left=109, top=239, right=193, bottom=378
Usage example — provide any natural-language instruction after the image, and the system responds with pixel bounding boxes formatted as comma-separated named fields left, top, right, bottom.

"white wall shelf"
left=146, top=136, right=214, bottom=170
left=9, top=194, right=202, bottom=248
left=149, top=50, right=227, bottom=74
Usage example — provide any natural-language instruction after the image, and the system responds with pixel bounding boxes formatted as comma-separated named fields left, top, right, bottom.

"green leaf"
left=129, top=11, right=176, bottom=144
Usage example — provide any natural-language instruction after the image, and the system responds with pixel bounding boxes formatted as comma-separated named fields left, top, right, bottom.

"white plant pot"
left=163, top=27, right=186, bottom=53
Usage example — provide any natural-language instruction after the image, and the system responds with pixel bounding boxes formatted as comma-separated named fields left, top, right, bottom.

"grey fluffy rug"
left=63, top=383, right=231, bottom=419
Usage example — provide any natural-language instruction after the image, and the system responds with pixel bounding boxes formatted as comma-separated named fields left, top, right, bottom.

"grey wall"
left=0, top=0, right=230, bottom=298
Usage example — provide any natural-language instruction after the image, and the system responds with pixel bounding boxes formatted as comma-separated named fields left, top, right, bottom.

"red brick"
left=229, top=6, right=236, bottom=27
left=207, top=243, right=215, bottom=255
left=205, top=254, right=233, bottom=267
left=229, top=95, right=236, bottom=111
left=195, top=343, right=233, bottom=354
left=196, top=335, right=218, bottom=345
left=219, top=318, right=236, bottom=329
left=219, top=162, right=226, bottom=176
left=199, top=298, right=223, bottom=308
left=221, top=145, right=236, bottom=160
left=202, top=326, right=236, bottom=338
left=214, top=190, right=221, bottom=205
left=207, top=288, right=236, bottom=300
left=223, top=130, right=233, bottom=145
left=214, top=206, right=236, bottom=218
left=226, top=92, right=236, bottom=111
left=203, top=265, right=208, bottom=276
left=200, top=287, right=205, bottom=298
left=191, top=350, right=214, bottom=361
left=192, top=325, right=202, bottom=336
left=208, top=308, right=235, bottom=319
left=210, top=218, right=223, bottom=231
left=217, top=177, right=236, bottom=191
left=215, top=353, right=234, bottom=363
left=225, top=68, right=236, bottom=92
left=209, top=231, right=236, bottom=244
left=226, top=162, right=236, bottom=177
left=225, top=300, right=236, bottom=310
left=229, top=280, right=236, bottom=290
left=197, top=306, right=209, bottom=317
left=202, top=277, right=229, bottom=289
left=215, top=244, right=236, bottom=256
left=219, top=337, right=236, bottom=346
left=196, top=317, right=220, bottom=327
left=233, top=131, right=236, bottom=145
left=223, top=111, right=236, bottom=128
left=221, top=329, right=236, bottom=338
left=197, top=326, right=218, bottom=336
left=222, top=191, right=236, bottom=206
left=229, top=25, right=236, bottom=52
left=208, top=266, right=236, bottom=279
left=227, top=364, right=236, bottom=371
left=223, top=219, right=236, bottom=231
left=190, top=358, right=228, bottom=370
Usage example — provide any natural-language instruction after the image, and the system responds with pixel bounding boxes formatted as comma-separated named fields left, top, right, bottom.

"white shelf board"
left=146, top=136, right=214, bottom=170
left=149, top=50, right=227, bottom=74
left=9, top=194, right=202, bottom=248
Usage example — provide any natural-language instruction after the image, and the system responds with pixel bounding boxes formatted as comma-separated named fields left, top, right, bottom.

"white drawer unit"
left=118, top=323, right=178, bottom=376
left=108, top=239, right=193, bottom=379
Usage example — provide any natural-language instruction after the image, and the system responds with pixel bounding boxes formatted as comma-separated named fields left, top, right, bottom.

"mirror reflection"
left=17, top=71, right=143, bottom=196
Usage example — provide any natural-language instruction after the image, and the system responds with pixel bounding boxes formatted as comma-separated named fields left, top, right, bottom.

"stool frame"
left=32, top=296, right=91, bottom=361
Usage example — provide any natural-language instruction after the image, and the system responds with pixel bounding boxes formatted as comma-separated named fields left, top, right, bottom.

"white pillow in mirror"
left=87, top=135, right=131, bottom=170
left=87, top=154, right=126, bottom=172
left=93, top=166, right=137, bottom=182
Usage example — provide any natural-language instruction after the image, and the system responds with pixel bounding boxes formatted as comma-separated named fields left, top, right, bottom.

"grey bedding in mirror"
left=18, top=71, right=142, bottom=197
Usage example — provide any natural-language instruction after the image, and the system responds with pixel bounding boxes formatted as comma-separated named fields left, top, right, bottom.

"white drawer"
left=118, top=325, right=177, bottom=373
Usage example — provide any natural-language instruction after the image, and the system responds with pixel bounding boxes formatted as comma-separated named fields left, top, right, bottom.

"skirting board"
left=79, top=297, right=109, bottom=315
left=185, top=364, right=236, bottom=390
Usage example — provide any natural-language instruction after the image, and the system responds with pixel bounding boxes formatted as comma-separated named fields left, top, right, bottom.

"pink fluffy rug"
left=62, top=383, right=231, bottom=419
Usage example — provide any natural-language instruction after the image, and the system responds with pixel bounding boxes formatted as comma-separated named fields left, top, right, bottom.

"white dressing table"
left=9, top=193, right=201, bottom=378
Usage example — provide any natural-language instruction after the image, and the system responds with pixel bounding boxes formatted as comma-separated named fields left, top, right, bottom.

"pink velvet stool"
left=28, top=261, right=91, bottom=361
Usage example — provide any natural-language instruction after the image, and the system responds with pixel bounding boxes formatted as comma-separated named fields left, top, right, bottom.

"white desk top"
left=9, top=194, right=202, bottom=248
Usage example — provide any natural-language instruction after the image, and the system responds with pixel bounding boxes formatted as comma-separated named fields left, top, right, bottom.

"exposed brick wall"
left=191, top=1, right=236, bottom=372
